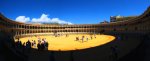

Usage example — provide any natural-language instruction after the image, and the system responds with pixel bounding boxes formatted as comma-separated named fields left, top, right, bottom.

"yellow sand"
left=16, top=34, right=115, bottom=51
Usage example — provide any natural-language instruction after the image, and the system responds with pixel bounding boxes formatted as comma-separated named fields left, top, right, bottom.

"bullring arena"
left=0, top=6, right=150, bottom=61
left=16, top=34, right=115, bottom=51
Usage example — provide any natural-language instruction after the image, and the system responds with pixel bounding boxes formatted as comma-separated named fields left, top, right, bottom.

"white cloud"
left=15, top=14, right=73, bottom=24
left=31, top=14, right=50, bottom=23
left=15, top=16, right=30, bottom=23
left=50, top=18, right=73, bottom=24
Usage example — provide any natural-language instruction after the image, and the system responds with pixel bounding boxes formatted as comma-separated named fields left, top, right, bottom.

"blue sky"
left=0, top=0, right=149, bottom=24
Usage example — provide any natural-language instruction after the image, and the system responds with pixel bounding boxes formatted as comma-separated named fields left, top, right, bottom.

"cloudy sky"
left=0, top=0, right=149, bottom=24
left=15, top=14, right=72, bottom=24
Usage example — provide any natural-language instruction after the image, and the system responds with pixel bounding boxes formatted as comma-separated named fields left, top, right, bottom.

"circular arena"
left=16, top=34, right=115, bottom=51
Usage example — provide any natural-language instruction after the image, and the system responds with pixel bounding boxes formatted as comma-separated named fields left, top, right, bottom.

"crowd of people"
left=37, top=38, right=49, bottom=51
left=15, top=38, right=49, bottom=52
left=15, top=39, right=31, bottom=53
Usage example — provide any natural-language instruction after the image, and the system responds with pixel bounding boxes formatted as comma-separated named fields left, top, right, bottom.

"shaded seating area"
left=0, top=31, right=27, bottom=61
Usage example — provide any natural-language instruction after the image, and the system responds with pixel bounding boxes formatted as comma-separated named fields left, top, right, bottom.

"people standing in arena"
left=33, top=40, right=36, bottom=48
left=37, top=42, right=41, bottom=51
left=86, top=36, right=88, bottom=41
left=82, top=36, right=85, bottom=42
left=31, top=40, right=34, bottom=47
left=90, top=35, right=93, bottom=40
left=94, top=34, right=96, bottom=38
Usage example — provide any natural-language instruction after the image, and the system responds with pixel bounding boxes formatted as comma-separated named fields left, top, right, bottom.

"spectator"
left=26, top=40, right=31, bottom=52
left=41, top=42, right=45, bottom=50
left=22, top=42, right=26, bottom=53
left=33, top=40, right=36, bottom=48
left=45, top=41, right=49, bottom=47
left=45, top=41, right=49, bottom=50
left=37, top=42, right=41, bottom=51
left=15, top=39, right=22, bottom=49
left=31, top=40, right=34, bottom=46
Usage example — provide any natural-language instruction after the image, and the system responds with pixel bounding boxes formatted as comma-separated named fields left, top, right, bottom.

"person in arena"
left=94, top=34, right=96, bottom=38
left=82, top=36, right=85, bottom=42
left=37, top=42, right=41, bottom=51
left=90, top=35, right=93, bottom=40
left=86, top=36, right=88, bottom=41
left=33, top=40, right=36, bottom=48
left=26, top=40, right=31, bottom=52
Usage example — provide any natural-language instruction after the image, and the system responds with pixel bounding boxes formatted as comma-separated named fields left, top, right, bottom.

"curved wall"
left=0, top=6, right=150, bottom=38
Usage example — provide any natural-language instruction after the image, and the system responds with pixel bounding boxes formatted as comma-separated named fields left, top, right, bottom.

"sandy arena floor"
left=16, top=34, right=115, bottom=51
